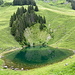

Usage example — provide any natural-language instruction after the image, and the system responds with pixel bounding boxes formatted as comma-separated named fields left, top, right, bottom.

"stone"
left=69, top=56, right=72, bottom=59
left=14, top=68, right=19, bottom=70
left=64, top=63, right=68, bottom=66
left=11, top=68, right=15, bottom=70
left=21, top=68, right=24, bottom=70
left=3, top=66, right=8, bottom=69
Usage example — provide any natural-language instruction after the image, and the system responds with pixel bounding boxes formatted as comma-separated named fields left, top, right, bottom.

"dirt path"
left=0, top=48, right=22, bottom=58
left=39, top=5, right=75, bottom=16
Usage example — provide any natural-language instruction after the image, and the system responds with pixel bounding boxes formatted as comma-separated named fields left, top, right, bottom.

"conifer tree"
left=15, top=29, right=21, bottom=42
left=43, top=16, right=46, bottom=24
left=35, top=5, right=39, bottom=11
left=10, top=16, right=14, bottom=27
left=16, top=8, right=21, bottom=16
left=11, top=21, right=17, bottom=36
left=10, top=13, right=16, bottom=27
left=39, top=24, right=43, bottom=30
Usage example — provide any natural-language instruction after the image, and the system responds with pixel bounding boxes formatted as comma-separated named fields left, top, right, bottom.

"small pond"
left=2, top=46, right=74, bottom=70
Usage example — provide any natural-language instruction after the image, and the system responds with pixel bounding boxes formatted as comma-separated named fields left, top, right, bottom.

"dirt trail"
left=0, top=48, right=22, bottom=58
left=39, top=6, right=75, bottom=16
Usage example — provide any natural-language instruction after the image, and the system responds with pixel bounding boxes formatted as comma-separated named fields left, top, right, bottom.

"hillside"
left=0, top=0, right=75, bottom=75
left=37, top=1, right=75, bottom=50
left=0, top=6, right=22, bottom=53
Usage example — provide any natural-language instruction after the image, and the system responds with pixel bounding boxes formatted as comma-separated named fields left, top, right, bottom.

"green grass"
left=0, top=0, right=75, bottom=50
left=0, top=6, right=22, bottom=51
left=0, top=59, right=4, bottom=68
left=36, top=1, right=75, bottom=49
left=49, top=0, right=71, bottom=9
left=3, top=0, right=13, bottom=2
left=0, top=0, right=75, bottom=75
left=51, top=27, right=75, bottom=49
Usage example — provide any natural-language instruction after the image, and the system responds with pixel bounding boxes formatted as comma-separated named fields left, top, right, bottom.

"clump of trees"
left=13, top=0, right=36, bottom=6
left=10, top=6, right=46, bottom=46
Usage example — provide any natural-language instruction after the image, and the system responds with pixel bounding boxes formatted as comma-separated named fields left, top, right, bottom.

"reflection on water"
left=15, top=46, right=55, bottom=63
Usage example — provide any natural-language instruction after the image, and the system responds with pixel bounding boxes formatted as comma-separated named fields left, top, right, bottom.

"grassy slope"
left=0, top=6, right=22, bottom=52
left=37, top=1, right=75, bottom=50
left=0, top=0, right=75, bottom=75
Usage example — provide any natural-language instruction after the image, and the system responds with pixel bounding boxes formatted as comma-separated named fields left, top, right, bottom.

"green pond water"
left=2, top=46, right=74, bottom=70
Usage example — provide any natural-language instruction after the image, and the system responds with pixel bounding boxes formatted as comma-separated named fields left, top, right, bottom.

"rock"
left=0, top=56, right=2, bottom=59
left=11, top=68, right=15, bottom=70
left=14, top=68, right=19, bottom=70
left=10, top=66, right=14, bottom=69
left=64, top=1, right=69, bottom=4
left=47, top=35, right=51, bottom=41
left=21, top=68, right=24, bottom=70
left=1, top=56, right=4, bottom=58
left=3, top=66, right=8, bottom=69
left=64, top=63, right=68, bottom=66
left=69, top=56, right=72, bottom=59
left=0, top=69, right=3, bottom=70
left=0, top=48, right=2, bottom=50
left=73, top=50, right=75, bottom=53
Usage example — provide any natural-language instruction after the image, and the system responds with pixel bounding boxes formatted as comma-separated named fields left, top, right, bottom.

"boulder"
left=21, top=68, right=24, bottom=70
left=3, top=66, right=8, bottom=69
left=64, top=63, right=68, bottom=66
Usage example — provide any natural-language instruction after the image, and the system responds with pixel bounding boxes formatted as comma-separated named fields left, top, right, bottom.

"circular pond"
left=2, top=46, right=74, bottom=70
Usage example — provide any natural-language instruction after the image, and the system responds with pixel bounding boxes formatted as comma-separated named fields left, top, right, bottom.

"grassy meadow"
left=36, top=2, right=75, bottom=50
left=0, top=6, right=22, bottom=53
left=0, top=0, right=75, bottom=75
